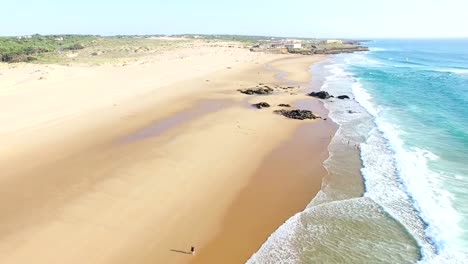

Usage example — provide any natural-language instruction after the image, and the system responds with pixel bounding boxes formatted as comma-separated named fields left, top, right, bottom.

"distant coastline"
left=0, top=34, right=368, bottom=64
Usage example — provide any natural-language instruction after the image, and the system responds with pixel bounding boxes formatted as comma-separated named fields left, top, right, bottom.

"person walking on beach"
left=191, top=246, right=195, bottom=255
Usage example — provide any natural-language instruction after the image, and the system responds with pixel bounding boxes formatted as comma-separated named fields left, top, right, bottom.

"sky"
left=1, top=0, right=467, bottom=38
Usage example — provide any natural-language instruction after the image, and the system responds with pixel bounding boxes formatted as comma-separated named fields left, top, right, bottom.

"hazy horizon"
left=3, top=33, right=468, bottom=41
left=2, top=0, right=468, bottom=39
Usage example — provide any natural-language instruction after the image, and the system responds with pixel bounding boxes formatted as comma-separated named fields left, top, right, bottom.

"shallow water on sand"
left=118, top=99, right=231, bottom=143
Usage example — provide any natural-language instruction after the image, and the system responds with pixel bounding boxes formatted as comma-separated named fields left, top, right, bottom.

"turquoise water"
left=352, top=39, right=468, bottom=261
left=248, top=39, right=468, bottom=263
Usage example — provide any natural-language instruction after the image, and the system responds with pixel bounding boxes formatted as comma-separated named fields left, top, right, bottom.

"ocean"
left=248, top=39, right=468, bottom=263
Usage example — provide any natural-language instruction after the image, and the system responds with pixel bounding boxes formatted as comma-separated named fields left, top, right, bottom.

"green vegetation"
left=0, top=35, right=191, bottom=64
left=0, top=34, right=366, bottom=64
left=0, top=35, right=97, bottom=63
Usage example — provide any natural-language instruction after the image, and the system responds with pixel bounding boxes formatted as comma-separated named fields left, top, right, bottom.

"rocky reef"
left=274, top=109, right=320, bottom=120
left=336, top=95, right=350, bottom=99
left=237, top=83, right=322, bottom=121
left=308, top=91, right=332, bottom=99
left=289, top=45, right=369, bottom=55
left=312, top=46, right=369, bottom=54
left=252, top=102, right=271, bottom=109
left=238, top=86, right=274, bottom=95
left=308, top=91, right=350, bottom=100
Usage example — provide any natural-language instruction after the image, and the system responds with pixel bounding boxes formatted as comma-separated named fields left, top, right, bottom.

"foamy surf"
left=433, top=68, right=468, bottom=75
left=351, top=53, right=467, bottom=261
left=248, top=56, right=422, bottom=264
left=248, top=39, right=468, bottom=264
left=247, top=198, right=420, bottom=264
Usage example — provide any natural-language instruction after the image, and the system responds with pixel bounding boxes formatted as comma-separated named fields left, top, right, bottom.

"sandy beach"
left=0, top=42, right=332, bottom=263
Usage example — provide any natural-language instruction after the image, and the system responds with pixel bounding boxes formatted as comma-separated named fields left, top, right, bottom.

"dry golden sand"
left=0, top=46, right=330, bottom=263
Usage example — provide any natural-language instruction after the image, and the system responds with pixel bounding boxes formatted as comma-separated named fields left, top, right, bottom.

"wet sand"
left=0, top=48, right=329, bottom=264
left=191, top=58, right=337, bottom=264
left=192, top=120, right=336, bottom=264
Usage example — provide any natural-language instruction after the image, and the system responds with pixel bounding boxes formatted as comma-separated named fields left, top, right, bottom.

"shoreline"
left=192, top=57, right=337, bottom=263
left=248, top=48, right=424, bottom=263
left=192, top=119, right=336, bottom=264
left=0, top=46, right=332, bottom=263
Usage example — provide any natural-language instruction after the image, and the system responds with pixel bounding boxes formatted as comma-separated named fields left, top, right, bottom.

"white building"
left=285, top=42, right=302, bottom=49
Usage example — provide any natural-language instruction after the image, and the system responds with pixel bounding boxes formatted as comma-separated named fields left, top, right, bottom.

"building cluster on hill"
left=251, top=38, right=350, bottom=50
left=252, top=38, right=304, bottom=50
left=250, top=38, right=368, bottom=55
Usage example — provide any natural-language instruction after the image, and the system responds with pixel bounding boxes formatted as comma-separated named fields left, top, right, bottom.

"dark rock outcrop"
left=278, top=104, right=291, bottom=107
left=308, top=91, right=332, bottom=99
left=252, top=102, right=271, bottom=109
left=337, top=95, right=350, bottom=99
left=288, top=45, right=369, bottom=55
left=312, top=46, right=369, bottom=54
left=238, top=86, right=274, bottom=95
left=274, top=109, right=319, bottom=120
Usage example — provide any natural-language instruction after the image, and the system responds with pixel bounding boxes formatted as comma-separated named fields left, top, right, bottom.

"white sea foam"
left=344, top=54, right=468, bottom=261
left=351, top=81, right=380, bottom=117
left=382, top=127, right=460, bottom=248
left=324, top=63, right=347, bottom=76
left=433, top=68, right=468, bottom=75
left=247, top=198, right=421, bottom=264
left=345, top=53, right=383, bottom=67
left=248, top=54, right=468, bottom=264
left=351, top=75, right=464, bottom=262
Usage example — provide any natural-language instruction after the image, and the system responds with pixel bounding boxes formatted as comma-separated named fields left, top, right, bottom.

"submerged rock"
left=252, top=102, right=271, bottom=109
left=337, top=95, right=350, bottom=99
left=238, top=86, right=274, bottom=95
left=278, top=104, right=291, bottom=107
left=274, top=109, right=319, bottom=120
left=308, top=91, right=332, bottom=99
